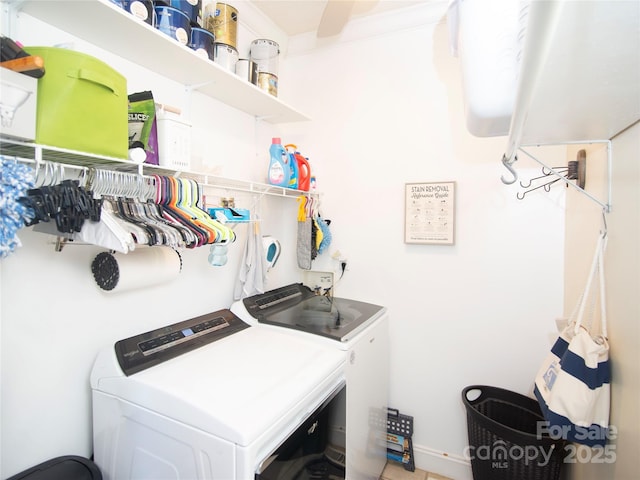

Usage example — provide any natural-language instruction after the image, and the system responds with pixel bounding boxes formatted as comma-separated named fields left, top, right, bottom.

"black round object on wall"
left=91, top=252, right=120, bottom=291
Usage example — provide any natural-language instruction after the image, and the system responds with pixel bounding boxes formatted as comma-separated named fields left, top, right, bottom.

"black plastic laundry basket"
left=6, top=456, right=102, bottom=480
left=462, top=385, right=566, bottom=480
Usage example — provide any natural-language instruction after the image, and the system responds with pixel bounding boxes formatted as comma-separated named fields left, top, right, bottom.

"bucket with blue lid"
left=155, top=6, right=191, bottom=45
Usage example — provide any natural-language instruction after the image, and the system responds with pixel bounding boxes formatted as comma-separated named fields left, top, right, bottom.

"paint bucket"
left=122, top=0, right=154, bottom=25
left=257, top=73, right=278, bottom=97
left=204, top=2, right=238, bottom=49
left=235, top=58, right=258, bottom=84
left=164, top=0, right=202, bottom=27
left=155, top=6, right=191, bottom=45
left=189, top=28, right=215, bottom=60
left=250, top=39, right=279, bottom=96
left=214, top=43, right=238, bottom=72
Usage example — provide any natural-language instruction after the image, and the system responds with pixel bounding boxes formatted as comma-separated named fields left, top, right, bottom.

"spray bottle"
left=267, top=137, right=290, bottom=187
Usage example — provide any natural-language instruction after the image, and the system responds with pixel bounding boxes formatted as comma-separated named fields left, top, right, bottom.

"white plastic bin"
left=156, top=108, right=191, bottom=171
left=0, top=67, right=37, bottom=141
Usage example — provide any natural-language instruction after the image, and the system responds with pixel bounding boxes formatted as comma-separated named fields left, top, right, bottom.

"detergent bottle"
left=267, top=137, right=290, bottom=186
left=284, top=144, right=299, bottom=189
left=295, top=153, right=311, bottom=191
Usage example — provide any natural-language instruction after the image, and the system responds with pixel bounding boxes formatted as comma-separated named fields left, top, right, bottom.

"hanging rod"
left=501, top=0, right=565, bottom=184
left=517, top=141, right=612, bottom=213
left=4, top=153, right=109, bottom=175
left=2, top=152, right=156, bottom=186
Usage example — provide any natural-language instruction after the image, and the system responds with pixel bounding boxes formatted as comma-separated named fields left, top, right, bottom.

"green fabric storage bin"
left=25, top=47, right=128, bottom=159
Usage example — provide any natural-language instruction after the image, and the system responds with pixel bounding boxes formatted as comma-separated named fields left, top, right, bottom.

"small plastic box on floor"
left=387, top=407, right=415, bottom=472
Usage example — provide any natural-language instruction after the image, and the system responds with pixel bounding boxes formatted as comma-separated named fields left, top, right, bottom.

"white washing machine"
left=90, top=308, right=346, bottom=480
left=230, top=283, right=390, bottom=480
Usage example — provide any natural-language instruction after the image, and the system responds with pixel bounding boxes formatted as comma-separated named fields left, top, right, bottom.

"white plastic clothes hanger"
left=83, top=169, right=142, bottom=252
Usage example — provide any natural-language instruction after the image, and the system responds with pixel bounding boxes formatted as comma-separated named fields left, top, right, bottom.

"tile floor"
left=380, top=462, right=454, bottom=480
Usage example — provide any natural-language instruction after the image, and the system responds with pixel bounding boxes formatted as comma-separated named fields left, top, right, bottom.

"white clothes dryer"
left=91, top=308, right=346, bottom=480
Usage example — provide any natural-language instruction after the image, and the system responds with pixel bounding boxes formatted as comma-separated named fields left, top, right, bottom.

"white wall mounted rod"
left=501, top=0, right=565, bottom=184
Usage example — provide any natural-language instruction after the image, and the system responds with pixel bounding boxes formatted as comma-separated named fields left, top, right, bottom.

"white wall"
left=1, top=3, right=567, bottom=480
left=281, top=5, right=565, bottom=479
left=563, top=125, right=640, bottom=480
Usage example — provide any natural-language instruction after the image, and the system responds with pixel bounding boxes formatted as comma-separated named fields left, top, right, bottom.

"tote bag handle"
left=574, top=232, right=608, bottom=337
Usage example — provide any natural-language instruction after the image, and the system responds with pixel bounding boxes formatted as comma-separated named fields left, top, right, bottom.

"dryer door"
left=256, top=385, right=346, bottom=480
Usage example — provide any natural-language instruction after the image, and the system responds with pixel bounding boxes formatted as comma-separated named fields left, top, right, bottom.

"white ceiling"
left=249, top=0, right=425, bottom=37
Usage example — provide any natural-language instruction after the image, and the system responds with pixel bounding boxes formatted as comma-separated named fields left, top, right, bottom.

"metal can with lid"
left=235, top=58, right=258, bottom=85
left=250, top=39, right=279, bottom=97
left=214, top=42, right=238, bottom=72
left=189, top=27, right=215, bottom=60
left=204, top=2, right=238, bottom=49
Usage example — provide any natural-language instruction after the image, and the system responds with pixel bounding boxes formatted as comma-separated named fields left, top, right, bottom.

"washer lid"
left=92, top=326, right=345, bottom=447
left=239, top=283, right=387, bottom=343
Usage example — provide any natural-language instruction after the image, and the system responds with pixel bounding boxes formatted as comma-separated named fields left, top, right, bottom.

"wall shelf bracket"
left=516, top=141, right=612, bottom=213
left=517, top=148, right=586, bottom=200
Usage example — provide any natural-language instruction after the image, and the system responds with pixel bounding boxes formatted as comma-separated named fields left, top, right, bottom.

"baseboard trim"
left=412, top=443, right=473, bottom=480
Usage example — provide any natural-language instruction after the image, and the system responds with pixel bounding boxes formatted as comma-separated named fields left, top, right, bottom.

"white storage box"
left=156, top=109, right=191, bottom=171
left=0, top=67, right=37, bottom=141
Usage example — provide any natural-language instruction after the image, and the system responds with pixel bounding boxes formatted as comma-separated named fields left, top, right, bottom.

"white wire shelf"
left=0, top=138, right=316, bottom=199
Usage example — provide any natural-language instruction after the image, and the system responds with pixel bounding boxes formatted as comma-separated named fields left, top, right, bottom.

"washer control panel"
left=115, top=309, right=249, bottom=376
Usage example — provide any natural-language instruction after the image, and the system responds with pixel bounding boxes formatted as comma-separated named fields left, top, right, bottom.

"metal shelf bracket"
left=516, top=141, right=612, bottom=213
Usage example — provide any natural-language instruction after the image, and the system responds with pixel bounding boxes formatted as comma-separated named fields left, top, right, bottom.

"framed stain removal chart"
left=404, top=182, right=455, bottom=245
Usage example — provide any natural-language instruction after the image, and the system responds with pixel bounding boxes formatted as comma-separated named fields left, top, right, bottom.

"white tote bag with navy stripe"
left=534, top=233, right=610, bottom=447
